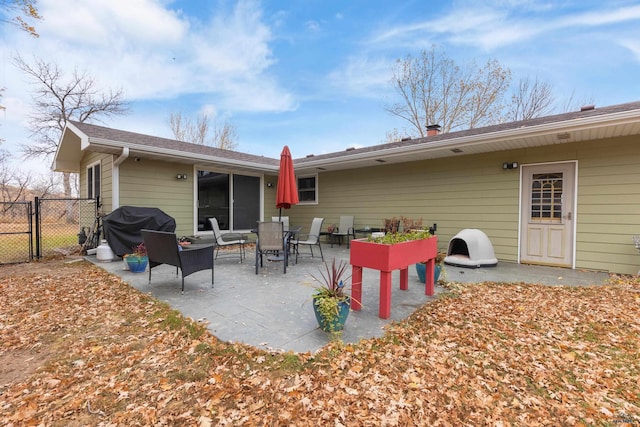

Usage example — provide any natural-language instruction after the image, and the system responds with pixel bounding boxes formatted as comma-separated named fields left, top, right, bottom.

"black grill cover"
left=103, top=206, right=176, bottom=256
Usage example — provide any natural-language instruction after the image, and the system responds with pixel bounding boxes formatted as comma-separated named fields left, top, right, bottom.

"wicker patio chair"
left=141, top=229, right=214, bottom=293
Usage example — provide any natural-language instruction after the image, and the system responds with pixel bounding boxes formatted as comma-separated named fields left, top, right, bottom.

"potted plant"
left=416, top=251, right=447, bottom=284
left=310, top=258, right=353, bottom=333
left=124, top=243, right=148, bottom=273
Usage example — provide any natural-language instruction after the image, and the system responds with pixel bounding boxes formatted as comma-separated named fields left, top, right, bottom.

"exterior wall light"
left=176, top=173, right=188, bottom=180
left=502, top=162, right=518, bottom=170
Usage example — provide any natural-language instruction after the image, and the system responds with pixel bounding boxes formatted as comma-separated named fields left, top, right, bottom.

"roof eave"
left=294, top=107, right=640, bottom=172
left=88, top=138, right=280, bottom=173
left=53, top=122, right=86, bottom=173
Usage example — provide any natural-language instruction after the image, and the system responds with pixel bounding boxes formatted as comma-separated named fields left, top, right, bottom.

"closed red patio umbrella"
left=275, top=145, right=299, bottom=218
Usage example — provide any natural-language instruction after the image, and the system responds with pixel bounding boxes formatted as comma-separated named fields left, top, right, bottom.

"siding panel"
left=290, top=135, right=640, bottom=274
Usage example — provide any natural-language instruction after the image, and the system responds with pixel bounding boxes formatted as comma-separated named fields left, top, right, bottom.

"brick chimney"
left=426, top=124, right=441, bottom=136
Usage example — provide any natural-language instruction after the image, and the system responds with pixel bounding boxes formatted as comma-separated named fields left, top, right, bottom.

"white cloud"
left=327, top=55, right=394, bottom=99
left=305, top=20, right=320, bottom=32
left=619, top=38, right=640, bottom=62
left=557, top=4, right=640, bottom=27
left=37, top=0, right=188, bottom=47
left=367, top=3, right=640, bottom=51
left=2, top=0, right=294, bottom=109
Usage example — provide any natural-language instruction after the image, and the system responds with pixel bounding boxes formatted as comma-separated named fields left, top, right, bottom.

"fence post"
left=34, top=196, right=41, bottom=259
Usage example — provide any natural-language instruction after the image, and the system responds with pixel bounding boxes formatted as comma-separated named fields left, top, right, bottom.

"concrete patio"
left=87, top=241, right=609, bottom=354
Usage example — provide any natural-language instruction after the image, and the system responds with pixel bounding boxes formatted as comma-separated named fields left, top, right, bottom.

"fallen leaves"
left=1, top=260, right=639, bottom=425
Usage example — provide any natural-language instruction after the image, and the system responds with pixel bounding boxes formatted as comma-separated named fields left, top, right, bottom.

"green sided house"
left=54, top=101, right=640, bottom=275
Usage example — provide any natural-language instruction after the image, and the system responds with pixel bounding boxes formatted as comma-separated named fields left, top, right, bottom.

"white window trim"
left=87, top=160, right=101, bottom=200
left=297, top=173, right=318, bottom=205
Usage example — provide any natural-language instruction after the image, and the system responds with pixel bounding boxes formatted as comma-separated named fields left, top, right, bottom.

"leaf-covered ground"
left=0, top=259, right=639, bottom=426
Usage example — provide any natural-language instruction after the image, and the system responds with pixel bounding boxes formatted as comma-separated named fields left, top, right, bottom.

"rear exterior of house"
left=287, top=135, right=640, bottom=275
left=59, top=102, right=640, bottom=275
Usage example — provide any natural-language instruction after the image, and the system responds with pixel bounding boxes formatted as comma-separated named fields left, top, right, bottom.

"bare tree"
left=30, top=170, right=64, bottom=198
left=386, top=45, right=511, bottom=136
left=0, top=0, right=41, bottom=37
left=557, top=90, right=596, bottom=114
left=0, top=149, right=31, bottom=205
left=168, top=112, right=238, bottom=150
left=13, top=54, right=129, bottom=197
left=507, top=76, right=555, bottom=121
left=383, top=128, right=412, bottom=144
left=212, top=119, right=238, bottom=150
left=0, top=88, right=5, bottom=141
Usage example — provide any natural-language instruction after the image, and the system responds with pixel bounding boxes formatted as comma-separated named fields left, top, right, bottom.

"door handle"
left=563, top=212, right=572, bottom=220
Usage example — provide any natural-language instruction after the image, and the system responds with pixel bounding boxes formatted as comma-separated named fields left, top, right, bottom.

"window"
left=530, top=173, right=562, bottom=222
left=87, top=162, right=101, bottom=200
left=297, top=174, right=317, bottom=204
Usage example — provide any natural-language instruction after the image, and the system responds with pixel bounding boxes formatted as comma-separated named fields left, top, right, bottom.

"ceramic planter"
left=125, top=255, right=148, bottom=273
left=416, top=263, right=442, bottom=283
left=312, top=297, right=350, bottom=332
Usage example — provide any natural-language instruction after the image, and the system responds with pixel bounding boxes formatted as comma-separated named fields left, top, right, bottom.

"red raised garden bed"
left=350, top=236, right=438, bottom=319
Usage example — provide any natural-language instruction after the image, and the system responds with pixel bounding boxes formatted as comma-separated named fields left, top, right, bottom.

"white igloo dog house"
left=444, top=229, right=498, bottom=268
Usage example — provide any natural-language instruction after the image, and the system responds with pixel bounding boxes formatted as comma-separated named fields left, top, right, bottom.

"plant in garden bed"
left=310, top=258, right=357, bottom=334
left=367, top=228, right=433, bottom=244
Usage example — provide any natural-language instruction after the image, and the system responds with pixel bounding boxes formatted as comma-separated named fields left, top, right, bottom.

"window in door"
left=530, top=173, right=563, bottom=222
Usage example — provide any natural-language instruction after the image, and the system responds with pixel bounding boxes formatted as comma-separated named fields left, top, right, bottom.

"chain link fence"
left=35, top=197, right=98, bottom=260
left=0, top=201, right=33, bottom=264
left=0, top=197, right=99, bottom=265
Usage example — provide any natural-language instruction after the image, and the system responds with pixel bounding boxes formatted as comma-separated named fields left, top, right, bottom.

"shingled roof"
left=294, top=100, right=640, bottom=166
left=292, top=101, right=640, bottom=172
left=68, top=120, right=280, bottom=168
left=56, top=100, right=640, bottom=174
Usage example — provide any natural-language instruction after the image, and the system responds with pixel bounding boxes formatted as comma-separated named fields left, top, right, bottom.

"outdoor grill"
left=103, top=206, right=176, bottom=257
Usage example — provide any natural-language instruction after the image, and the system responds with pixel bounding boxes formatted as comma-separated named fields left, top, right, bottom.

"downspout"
left=112, top=147, right=129, bottom=209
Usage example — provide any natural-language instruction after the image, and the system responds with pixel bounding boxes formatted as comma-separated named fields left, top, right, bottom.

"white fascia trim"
left=299, top=109, right=640, bottom=169
left=89, top=138, right=279, bottom=172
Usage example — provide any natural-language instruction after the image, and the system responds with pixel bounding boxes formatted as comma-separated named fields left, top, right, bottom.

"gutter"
left=112, top=147, right=129, bottom=210
left=89, top=138, right=280, bottom=172
left=296, top=107, right=640, bottom=169
left=113, top=147, right=129, bottom=165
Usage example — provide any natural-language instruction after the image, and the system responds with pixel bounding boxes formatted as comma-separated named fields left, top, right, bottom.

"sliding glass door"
left=197, top=171, right=260, bottom=232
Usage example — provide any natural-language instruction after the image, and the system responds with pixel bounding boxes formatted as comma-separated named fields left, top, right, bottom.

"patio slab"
left=87, top=243, right=608, bottom=354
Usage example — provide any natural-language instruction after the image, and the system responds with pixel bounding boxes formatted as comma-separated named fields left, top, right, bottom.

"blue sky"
left=1, top=0, right=640, bottom=176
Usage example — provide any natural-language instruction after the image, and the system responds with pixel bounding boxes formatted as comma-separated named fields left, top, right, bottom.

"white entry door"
left=520, top=162, right=576, bottom=267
